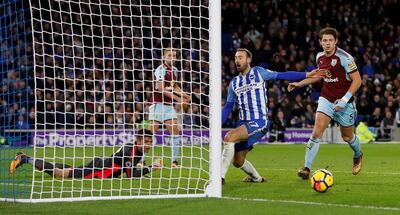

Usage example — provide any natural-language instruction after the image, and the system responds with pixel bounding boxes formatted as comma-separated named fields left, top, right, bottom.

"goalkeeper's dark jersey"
left=68, top=144, right=150, bottom=179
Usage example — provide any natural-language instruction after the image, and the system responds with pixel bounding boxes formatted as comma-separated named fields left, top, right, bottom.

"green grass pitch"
left=1, top=144, right=400, bottom=214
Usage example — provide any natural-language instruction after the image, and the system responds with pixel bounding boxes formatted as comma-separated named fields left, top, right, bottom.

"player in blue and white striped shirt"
left=221, top=48, right=322, bottom=183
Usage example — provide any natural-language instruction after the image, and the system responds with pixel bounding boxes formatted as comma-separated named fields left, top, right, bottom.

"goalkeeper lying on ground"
left=9, top=129, right=163, bottom=179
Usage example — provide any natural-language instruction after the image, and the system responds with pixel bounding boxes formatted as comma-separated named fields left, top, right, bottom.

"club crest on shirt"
left=325, top=70, right=332, bottom=78
left=331, top=59, right=337, bottom=67
left=125, top=161, right=132, bottom=167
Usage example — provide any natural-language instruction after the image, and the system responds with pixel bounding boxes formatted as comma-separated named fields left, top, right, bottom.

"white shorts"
left=148, top=103, right=177, bottom=122
left=316, top=97, right=357, bottom=127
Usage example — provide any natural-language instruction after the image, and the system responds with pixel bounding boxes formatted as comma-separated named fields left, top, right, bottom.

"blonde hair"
left=236, top=48, right=252, bottom=60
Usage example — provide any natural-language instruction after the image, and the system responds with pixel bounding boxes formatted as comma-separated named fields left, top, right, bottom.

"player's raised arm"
left=221, top=81, right=236, bottom=124
left=287, top=77, right=320, bottom=92
left=287, top=69, right=326, bottom=92
left=258, top=66, right=320, bottom=82
left=288, top=69, right=326, bottom=92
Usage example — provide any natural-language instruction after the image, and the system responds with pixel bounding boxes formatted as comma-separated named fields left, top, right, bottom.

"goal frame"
left=0, top=0, right=221, bottom=203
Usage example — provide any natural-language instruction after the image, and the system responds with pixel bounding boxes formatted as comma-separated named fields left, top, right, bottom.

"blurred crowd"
left=1, top=0, right=210, bottom=130
left=0, top=1, right=35, bottom=131
left=1, top=0, right=400, bottom=141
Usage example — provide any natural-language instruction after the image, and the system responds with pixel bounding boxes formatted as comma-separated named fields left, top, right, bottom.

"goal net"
left=1, top=0, right=221, bottom=202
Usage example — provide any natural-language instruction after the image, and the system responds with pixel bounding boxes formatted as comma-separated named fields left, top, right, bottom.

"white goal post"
left=2, top=0, right=221, bottom=202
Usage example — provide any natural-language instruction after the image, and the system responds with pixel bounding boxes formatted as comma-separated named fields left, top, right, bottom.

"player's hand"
left=165, top=86, right=173, bottom=92
left=334, top=99, right=346, bottom=112
left=307, top=69, right=329, bottom=79
left=151, top=158, right=163, bottom=171
left=182, top=96, right=190, bottom=104
left=174, top=97, right=183, bottom=104
left=136, top=161, right=145, bottom=168
left=317, top=69, right=329, bottom=78
left=287, top=82, right=301, bottom=92
left=183, top=94, right=191, bottom=102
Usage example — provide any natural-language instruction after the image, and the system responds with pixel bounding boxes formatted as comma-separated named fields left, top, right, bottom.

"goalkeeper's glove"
left=151, top=158, right=163, bottom=171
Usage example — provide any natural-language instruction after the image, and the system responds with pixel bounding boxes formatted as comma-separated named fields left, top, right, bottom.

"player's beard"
left=236, top=63, right=249, bottom=74
left=236, top=64, right=245, bottom=73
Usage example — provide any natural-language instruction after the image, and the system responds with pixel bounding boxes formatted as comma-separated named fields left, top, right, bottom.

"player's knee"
left=233, top=160, right=244, bottom=168
left=171, top=127, right=179, bottom=135
left=342, top=134, right=353, bottom=143
left=223, top=133, right=235, bottom=143
left=149, top=124, right=159, bottom=133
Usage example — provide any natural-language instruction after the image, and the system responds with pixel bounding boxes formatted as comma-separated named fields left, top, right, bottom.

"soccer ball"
left=310, top=169, right=334, bottom=193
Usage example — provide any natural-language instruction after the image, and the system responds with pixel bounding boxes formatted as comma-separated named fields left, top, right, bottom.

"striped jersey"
left=226, top=66, right=278, bottom=121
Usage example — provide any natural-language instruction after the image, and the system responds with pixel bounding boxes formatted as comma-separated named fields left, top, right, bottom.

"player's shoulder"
left=155, top=64, right=165, bottom=71
left=230, top=75, right=239, bottom=84
left=252, top=66, right=272, bottom=74
left=316, top=51, right=325, bottom=61
left=335, top=47, right=358, bottom=71
left=154, top=64, right=167, bottom=79
left=252, top=66, right=265, bottom=72
left=335, top=47, right=354, bottom=59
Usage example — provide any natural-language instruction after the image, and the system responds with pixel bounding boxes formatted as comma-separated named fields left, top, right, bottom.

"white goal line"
left=3, top=181, right=399, bottom=210
left=223, top=197, right=400, bottom=212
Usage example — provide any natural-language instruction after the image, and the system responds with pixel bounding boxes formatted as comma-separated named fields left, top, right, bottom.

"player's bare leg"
left=340, top=125, right=363, bottom=175
left=298, top=112, right=331, bottom=180
left=53, top=168, right=72, bottom=178
left=165, top=119, right=181, bottom=167
left=233, top=150, right=265, bottom=183
left=221, top=125, right=248, bottom=184
left=149, top=120, right=160, bottom=134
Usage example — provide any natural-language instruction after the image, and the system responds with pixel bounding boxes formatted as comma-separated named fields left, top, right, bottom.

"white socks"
left=221, top=142, right=235, bottom=178
left=240, top=159, right=262, bottom=180
left=221, top=142, right=262, bottom=181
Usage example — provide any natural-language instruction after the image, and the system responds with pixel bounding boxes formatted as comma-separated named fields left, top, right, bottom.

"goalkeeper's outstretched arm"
left=129, top=158, right=163, bottom=177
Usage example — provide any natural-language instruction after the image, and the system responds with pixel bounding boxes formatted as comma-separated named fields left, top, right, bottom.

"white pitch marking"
left=223, top=196, right=400, bottom=212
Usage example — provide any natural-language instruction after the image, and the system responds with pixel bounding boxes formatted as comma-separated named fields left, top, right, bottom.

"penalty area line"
left=223, top=196, right=400, bottom=211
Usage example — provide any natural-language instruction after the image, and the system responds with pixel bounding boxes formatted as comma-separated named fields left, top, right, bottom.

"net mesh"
left=1, top=0, right=213, bottom=201
left=0, top=0, right=34, bottom=200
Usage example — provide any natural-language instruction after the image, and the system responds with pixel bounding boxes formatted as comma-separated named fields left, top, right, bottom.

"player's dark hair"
left=163, top=48, right=178, bottom=55
left=319, top=27, right=339, bottom=40
left=136, top=129, right=153, bottom=138
left=236, top=48, right=252, bottom=60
